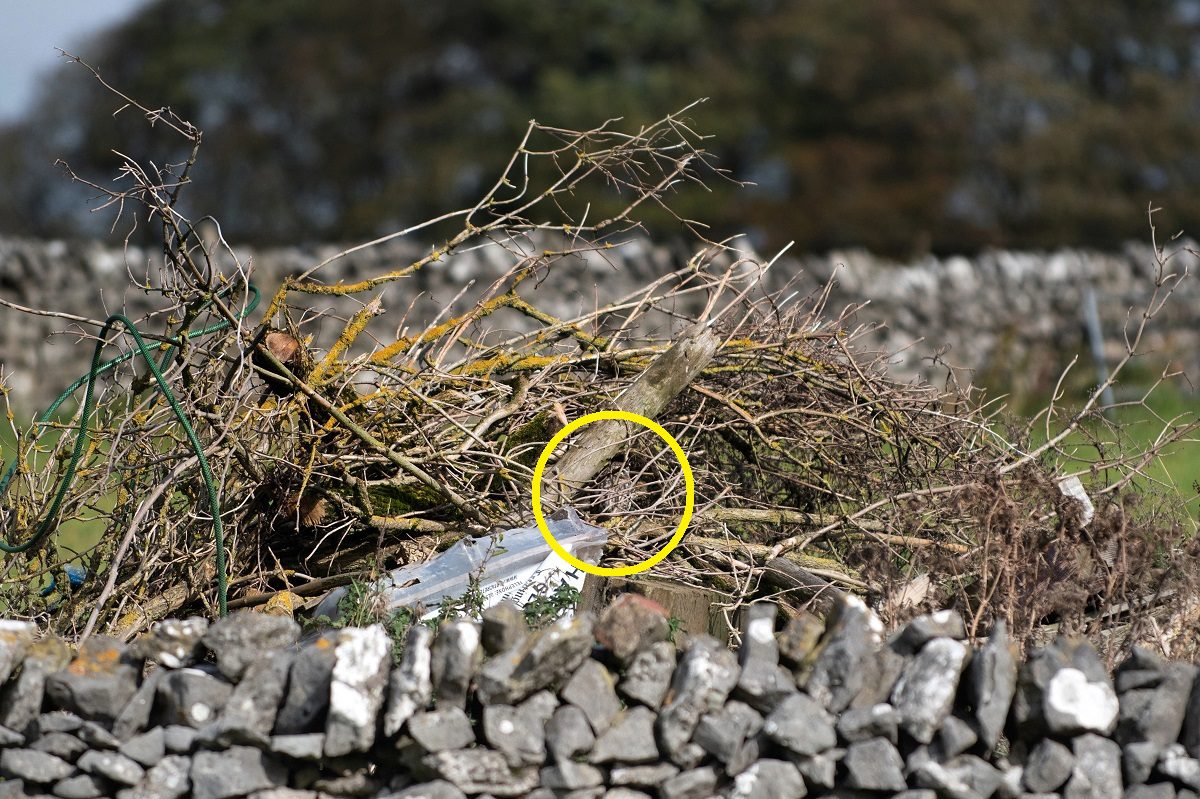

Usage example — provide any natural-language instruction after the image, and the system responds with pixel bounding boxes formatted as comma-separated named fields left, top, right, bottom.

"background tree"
left=1, top=0, right=1198, bottom=255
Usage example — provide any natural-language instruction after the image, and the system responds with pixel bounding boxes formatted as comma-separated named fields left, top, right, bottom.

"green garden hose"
left=0, top=284, right=260, bottom=617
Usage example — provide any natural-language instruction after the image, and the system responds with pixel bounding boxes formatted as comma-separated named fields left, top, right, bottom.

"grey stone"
left=1125, top=741, right=1162, bottom=785
left=162, top=725, right=198, bottom=754
left=77, top=750, right=145, bottom=786
left=431, top=619, right=482, bottom=711
left=1179, top=666, right=1200, bottom=758
left=135, top=618, right=209, bottom=669
left=1023, top=739, right=1074, bottom=793
left=269, top=733, right=326, bottom=760
left=561, top=658, right=621, bottom=735
left=113, top=668, right=164, bottom=740
left=843, top=737, right=907, bottom=792
left=421, top=749, right=539, bottom=797
left=118, top=727, right=165, bottom=768
left=541, top=761, right=604, bottom=791
left=608, top=763, right=680, bottom=786
left=247, top=791, right=321, bottom=799
left=594, top=593, right=670, bottom=662
left=408, top=708, right=476, bottom=753
left=0, top=725, right=23, bottom=746
left=545, top=705, right=595, bottom=762
left=482, top=602, right=528, bottom=656
left=777, top=612, right=823, bottom=667
left=0, top=638, right=72, bottom=733
left=726, top=730, right=766, bottom=777
left=657, top=636, right=740, bottom=763
left=851, top=644, right=908, bottom=709
left=0, top=748, right=75, bottom=783
left=311, top=767, right=382, bottom=796
left=891, top=636, right=969, bottom=744
left=481, top=691, right=556, bottom=767
left=0, top=780, right=23, bottom=799
left=155, top=668, right=233, bottom=728
left=1126, top=786, right=1177, bottom=799
left=804, top=596, right=885, bottom=712
left=793, top=749, right=840, bottom=789
left=1064, top=733, right=1122, bottom=799
left=762, top=691, right=837, bottom=756
left=659, top=766, right=718, bottom=799
left=76, top=721, right=120, bottom=749
left=387, top=782, right=467, bottom=799
left=618, top=641, right=676, bottom=710
left=837, top=702, right=900, bottom=744
left=324, top=624, right=391, bottom=757
left=997, top=764, right=1023, bottom=799
left=476, top=615, right=595, bottom=705
left=31, top=732, right=87, bottom=761
left=692, top=701, right=762, bottom=764
left=737, top=604, right=797, bottom=712
left=52, top=773, right=107, bottom=799
left=36, top=712, right=83, bottom=735
left=383, top=625, right=434, bottom=737
left=892, top=609, right=967, bottom=654
left=190, top=746, right=286, bottom=799
left=214, top=650, right=293, bottom=741
left=724, top=758, right=807, bottom=799
left=590, top=706, right=660, bottom=765
left=934, top=715, right=980, bottom=760
left=914, top=754, right=1004, bottom=799
left=603, top=790, right=653, bottom=799
left=892, top=793, right=938, bottom=799
left=128, top=754, right=191, bottom=799
left=1013, top=638, right=1118, bottom=739
left=964, top=620, right=1018, bottom=749
left=0, top=621, right=36, bottom=685
left=275, top=630, right=337, bottom=735
left=201, top=611, right=299, bottom=682
left=1158, top=745, right=1200, bottom=790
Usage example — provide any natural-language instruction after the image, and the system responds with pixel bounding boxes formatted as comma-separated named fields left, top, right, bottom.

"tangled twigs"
left=2, top=65, right=1198, bottom=659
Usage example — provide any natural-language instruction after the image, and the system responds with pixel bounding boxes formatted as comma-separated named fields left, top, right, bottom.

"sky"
left=0, top=0, right=148, bottom=122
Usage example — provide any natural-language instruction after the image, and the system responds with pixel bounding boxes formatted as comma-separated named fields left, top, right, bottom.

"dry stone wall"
left=0, top=596, right=1196, bottom=798
left=3, top=235, right=1199, bottom=412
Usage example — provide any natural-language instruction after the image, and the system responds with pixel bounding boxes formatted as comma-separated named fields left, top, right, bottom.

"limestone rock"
left=594, top=593, right=670, bottom=662
left=384, top=624, right=434, bottom=737
left=324, top=624, right=391, bottom=756
left=476, top=615, right=595, bottom=705
left=201, top=611, right=298, bottom=682
left=891, top=637, right=969, bottom=744
left=431, top=619, right=481, bottom=710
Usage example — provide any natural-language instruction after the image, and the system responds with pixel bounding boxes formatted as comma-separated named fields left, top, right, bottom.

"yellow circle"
left=531, top=410, right=694, bottom=577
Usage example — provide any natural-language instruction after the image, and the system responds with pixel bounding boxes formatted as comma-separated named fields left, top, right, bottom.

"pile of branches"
left=2, top=65, right=1198, bottom=660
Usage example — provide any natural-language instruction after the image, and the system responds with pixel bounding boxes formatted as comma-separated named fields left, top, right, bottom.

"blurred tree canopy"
left=2, top=0, right=1199, bottom=255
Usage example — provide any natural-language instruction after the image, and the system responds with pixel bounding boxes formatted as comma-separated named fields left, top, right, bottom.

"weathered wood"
left=545, top=324, right=719, bottom=502
left=761, top=557, right=845, bottom=615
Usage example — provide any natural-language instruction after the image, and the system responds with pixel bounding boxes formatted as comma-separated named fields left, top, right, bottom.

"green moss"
left=365, top=482, right=445, bottom=515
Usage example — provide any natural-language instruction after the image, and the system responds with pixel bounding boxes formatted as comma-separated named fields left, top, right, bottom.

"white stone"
left=1044, top=668, right=1119, bottom=734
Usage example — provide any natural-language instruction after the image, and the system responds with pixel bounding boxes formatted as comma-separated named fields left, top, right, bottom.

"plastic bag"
left=310, top=507, right=608, bottom=622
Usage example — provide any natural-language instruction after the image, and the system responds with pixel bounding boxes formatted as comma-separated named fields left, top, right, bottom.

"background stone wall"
left=2, top=235, right=1198, bottom=413
left=0, top=597, right=1193, bottom=798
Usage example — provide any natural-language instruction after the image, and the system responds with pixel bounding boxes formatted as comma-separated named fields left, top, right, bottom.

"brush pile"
left=1, top=72, right=1197, bottom=659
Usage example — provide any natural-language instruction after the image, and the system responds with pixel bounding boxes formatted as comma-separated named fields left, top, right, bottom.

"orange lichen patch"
left=315, top=637, right=333, bottom=650
left=67, top=642, right=123, bottom=676
left=265, top=591, right=302, bottom=617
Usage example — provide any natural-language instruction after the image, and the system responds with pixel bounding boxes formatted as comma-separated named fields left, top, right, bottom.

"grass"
left=998, top=371, right=1200, bottom=523
left=0, top=405, right=110, bottom=570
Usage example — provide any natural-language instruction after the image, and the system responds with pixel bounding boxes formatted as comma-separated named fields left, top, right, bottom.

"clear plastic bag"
left=310, top=507, right=608, bottom=621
